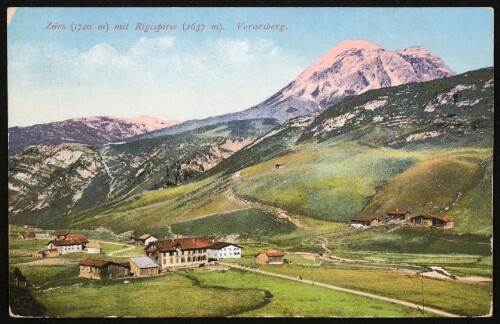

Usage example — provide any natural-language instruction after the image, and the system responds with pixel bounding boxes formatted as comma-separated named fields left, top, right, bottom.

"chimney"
left=193, top=238, right=196, bottom=243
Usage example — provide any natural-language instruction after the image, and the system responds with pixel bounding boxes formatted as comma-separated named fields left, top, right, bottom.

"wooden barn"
left=255, top=251, right=285, bottom=265
left=350, top=216, right=380, bottom=229
left=409, top=215, right=434, bottom=227
left=79, top=259, right=131, bottom=280
left=52, top=231, right=70, bottom=240
left=130, top=256, right=160, bottom=277
left=386, top=209, right=411, bottom=222
left=31, top=251, right=45, bottom=258
left=410, top=215, right=454, bottom=229
left=19, top=232, right=35, bottom=240
left=433, top=216, right=455, bottom=229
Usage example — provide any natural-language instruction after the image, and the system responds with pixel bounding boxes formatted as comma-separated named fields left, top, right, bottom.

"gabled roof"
left=386, top=209, right=410, bottom=215
left=148, top=237, right=215, bottom=252
left=411, top=214, right=453, bottom=222
left=351, top=216, right=379, bottom=222
left=130, top=256, right=159, bottom=269
left=137, top=234, right=153, bottom=240
left=265, top=251, right=285, bottom=257
left=79, top=259, right=112, bottom=268
left=47, top=239, right=85, bottom=247
left=86, top=241, right=101, bottom=248
left=79, top=258, right=130, bottom=269
left=66, top=234, right=88, bottom=243
left=208, top=242, right=242, bottom=250
left=438, top=216, right=453, bottom=222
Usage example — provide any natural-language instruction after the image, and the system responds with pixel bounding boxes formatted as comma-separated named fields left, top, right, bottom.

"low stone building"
left=79, top=259, right=130, bottom=280
left=255, top=251, right=285, bottom=265
left=130, top=256, right=160, bottom=277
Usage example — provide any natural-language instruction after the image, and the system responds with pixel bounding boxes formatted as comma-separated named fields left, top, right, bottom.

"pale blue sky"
left=8, top=7, right=493, bottom=127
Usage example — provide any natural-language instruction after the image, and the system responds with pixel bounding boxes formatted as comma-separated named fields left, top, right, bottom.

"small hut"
left=255, top=251, right=285, bottom=265
left=386, top=209, right=411, bottom=222
left=130, top=256, right=160, bottom=277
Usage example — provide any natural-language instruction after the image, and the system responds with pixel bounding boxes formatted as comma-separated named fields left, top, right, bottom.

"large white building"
left=145, top=237, right=243, bottom=269
left=46, top=234, right=88, bottom=255
left=207, top=242, right=242, bottom=260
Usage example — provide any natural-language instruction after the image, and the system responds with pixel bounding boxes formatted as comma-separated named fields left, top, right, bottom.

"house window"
left=181, top=258, right=185, bottom=263
left=169, top=258, right=173, bottom=264
left=188, top=257, right=191, bottom=262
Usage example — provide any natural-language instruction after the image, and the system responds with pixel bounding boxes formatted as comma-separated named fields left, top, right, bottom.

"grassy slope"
left=249, top=265, right=491, bottom=316
left=362, top=149, right=489, bottom=219
left=235, top=137, right=491, bottom=234
left=171, top=208, right=296, bottom=238
left=236, top=141, right=420, bottom=222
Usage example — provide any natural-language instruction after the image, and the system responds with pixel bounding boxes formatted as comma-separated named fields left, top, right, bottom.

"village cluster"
left=350, top=209, right=455, bottom=229
left=20, top=229, right=287, bottom=281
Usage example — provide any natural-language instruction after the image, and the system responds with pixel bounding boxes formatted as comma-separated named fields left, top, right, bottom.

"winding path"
left=219, top=261, right=461, bottom=318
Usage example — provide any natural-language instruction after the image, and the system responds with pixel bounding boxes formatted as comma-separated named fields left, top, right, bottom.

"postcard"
left=7, top=7, right=493, bottom=318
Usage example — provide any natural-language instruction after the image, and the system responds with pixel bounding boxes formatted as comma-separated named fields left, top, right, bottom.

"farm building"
left=134, top=234, right=158, bottom=245
left=410, top=215, right=454, bottom=229
left=255, top=251, right=285, bottom=265
left=145, top=237, right=216, bottom=270
left=66, top=234, right=89, bottom=244
left=409, top=215, right=434, bottom=227
left=46, top=249, right=59, bottom=257
left=275, top=164, right=286, bottom=169
left=433, top=216, right=454, bottom=229
left=23, top=224, right=36, bottom=229
left=19, top=232, right=35, bottom=240
left=350, top=216, right=380, bottom=229
left=52, top=231, right=70, bottom=240
left=207, top=242, right=242, bottom=260
left=386, top=209, right=411, bottom=222
left=79, top=259, right=131, bottom=280
left=85, top=241, right=101, bottom=254
left=46, top=234, right=88, bottom=255
left=35, top=232, right=51, bottom=239
left=130, top=256, right=160, bottom=277
left=31, top=251, right=45, bottom=258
